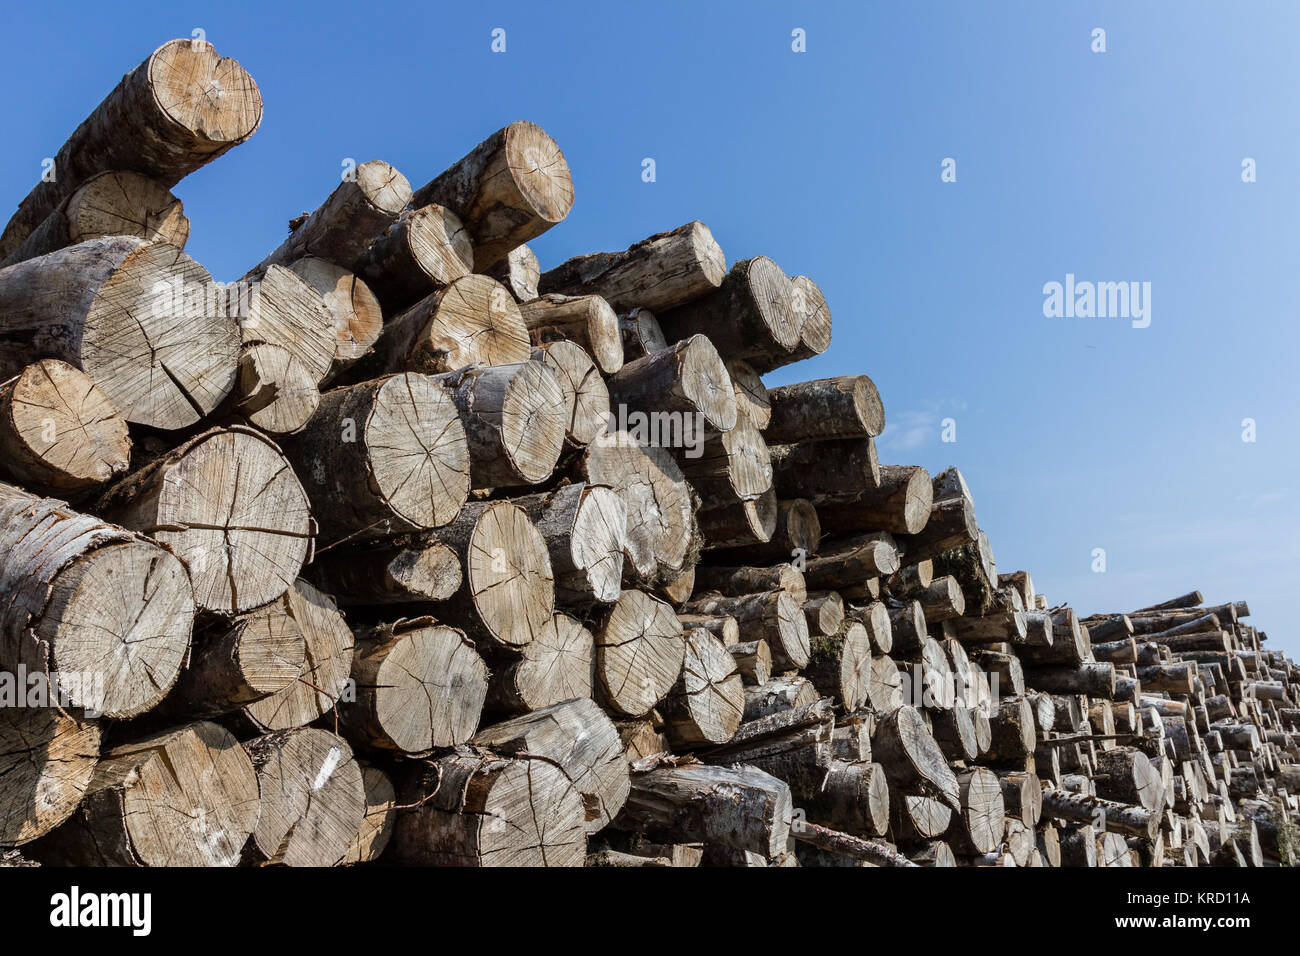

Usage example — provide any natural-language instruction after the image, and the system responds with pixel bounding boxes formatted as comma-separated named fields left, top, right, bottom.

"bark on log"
left=339, top=763, right=396, bottom=865
left=32, top=721, right=259, bottom=866
left=0, top=39, right=262, bottom=260
left=803, top=532, right=901, bottom=590
left=2, top=170, right=189, bottom=267
left=0, top=359, right=130, bottom=493
left=167, top=611, right=306, bottom=717
left=780, top=275, right=832, bottom=367
left=727, top=359, right=771, bottom=428
left=619, top=306, right=669, bottom=360
left=764, top=375, right=885, bottom=443
left=947, top=768, right=1006, bottom=855
left=521, top=294, right=623, bottom=374
left=803, top=590, right=846, bottom=636
left=0, top=480, right=193, bottom=717
left=607, top=333, right=737, bottom=433
left=392, top=751, right=587, bottom=866
left=539, top=221, right=725, bottom=313
left=472, top=697, right=630, bottom=834
left=411, top=121, right=574, bottom=270
left=696, top=488, right=775, bottom=550
left=658, top=257, right=800, bottom=366
left=1041, top=786, right=1160, bottom=840
left=804, top=621, right=873, bottom=710
left=250, top=160, right=411, bottom=275
left=743, top=676, right=820, bottom=720
left=353, top=203, right=474, bottom=312
left=680, top=590, right=810, bottom=671
left=727, top=639, right=772, bottom=685
left=0, top=236, right=240, bottom=429
left=680, top=417, right=771, bottom=504
left=244, top=728, right=365, bottom=867
left=705, top=498, right=818, bottom=564
left=619, top=761, right=793, bottom=859
left=510, top=482, right=626, bottom=604
left=770, top=437, right=880, bottom=502
left=341, top=618, right=488, bottom=753
left=691, top=563, right=806, bottom=604
left=816, top=465, right=932, bottom=536
left=99, top=426, right=313, bottom=614
left=871, top=706, right=960, bottom=809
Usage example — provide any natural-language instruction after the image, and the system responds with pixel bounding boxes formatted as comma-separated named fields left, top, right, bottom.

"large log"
left=521, top=294, right=623, bottom=374
left=705, top=498, right=818, bottom=564
left=531, top=341, right=611, bottom=446
left=539, top=221, right=726, bottom=313
left=279, top=372, right=468, bottom=543
left=2, top=170, right=189, bottom=267
left=244, top=728, right=365, bottom=867
left=776, top=275, right=832, bottom=368
left=0, top=359, right=130, bottom=493
left=595, top=590, right=686, bottom=717
left=485, top=243, right=540, bottom=302
left=658, top=257, right=800, bottom=367
left=236, top=263, right=336, bottom=386
left=607, top=333, right=737, bottom=433
left=0, top=481, right=193, bottom=718
left=802, top=532, right=901, bottom=590
left=618, top=761, right=793, bottom=859
left=99, top=426, right=313, bottom=614
left=510, top=482, right=626, bottom=604
left=411, top=121, right=574, bottom=270
left=764, top=375, right=885, bottom=444
left=251, top=160, right=411, bottom=275
left=485, top=612, right=593, bottom=713
left=392, top=751, right=586, bottom=866
left=0, top=707, right=99, bottom=846
left=32, top=721, right=260, bottom=867
left=1040, top=786, right=1160, bottom=840
left=433, top=361, right=566, bottom=488
left=947, top=768, right=1006, bottom=855
left=341, top=618, right=488, bottom=753
left=0, top=39, right=262, bottom=260
left=770, top=437, right=880, bottom=503
left=680, top=590, right=810, bottom=671
left=661, top=628, right=746, bottom=747
left=578, top=434, right=694, bottom=585
left=472, top=697, right=630, bottom=834
left=350, top=274, right=531, bottom=378
left=353, top=203, right=474, bottom=312
left=871, top=706, right=960, bottom=809
left=815, top=465, right=932, bottom=535
left=0, top=236, right=240, bottom=429
left=804, top=621, right=873, bottom=710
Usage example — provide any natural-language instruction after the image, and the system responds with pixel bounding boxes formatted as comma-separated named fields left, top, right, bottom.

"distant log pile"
left=0, top=38, right=1295, bottom=868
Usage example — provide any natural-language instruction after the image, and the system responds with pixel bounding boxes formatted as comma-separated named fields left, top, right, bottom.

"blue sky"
left=3, top=1, right=1297, bottom=652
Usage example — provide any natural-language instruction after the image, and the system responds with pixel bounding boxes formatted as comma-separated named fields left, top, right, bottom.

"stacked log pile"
left=0, top=38, right=1296, bottom=868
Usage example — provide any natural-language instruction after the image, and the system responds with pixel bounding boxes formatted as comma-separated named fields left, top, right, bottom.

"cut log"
left=803, top=761, right=891, bottom=838
left=728, top=639, right=772, bottom=685
left=485, top=612, right=593, bottom=713
left=619, top=761, right=793, bottom=859
left=167, top=611, right=306, bottom=717
left=511, top=482, right=626, bottom=604
left=705, top=498, right=818, bottom=564
left=680, top=416, right=771, bottom=504
left=691, top=563, right=807, bottom=604
left=985, top=697, right=1037, bottom=763
left=607, top=333, right=737, bottom=433
left=932, top=706, right=979, bottom=762
left=849, top=600, right=894, bottom=654
left=237, top=263, right=336, bottom=385
left=803, top=590, right=846, bottom=636
left=485, top=243, right=540, bottom=301
left=392, top=751, right=586, bottom=866
left=99, top=426, right=313, bottom=614
left=867, top=655, right=905, bottom=711
left=657, top=257, right=798, bottom=367
left=411, top=121, right=574, bottom=269
left=1093, top=747, right=1166, bottom=813
left=661, top=628, right=746, bottom=747
left=432, top=361, right=565, bottom=488
left=221, top=343, right=319, bottom=435
left=540, top=221, right=725, bottom=313
left=744, top=676, right=820, bottom=720
left=531, top=340, right=610, bottom=446
left=871, top=706, right=960, bottom=809
left=804, top=621, right=873, bottom=710
left=0, top=38, right=262, bottom=260
left=0, top=236, right=240, bottom=429
left=473, top=697, right=629, bottom=834
left=770, top=437, right=880, bottom=502
left=413, top=500, right=554, bottom=649
left=353, top=273, right=531, bottom=378
left=353, top=203, right=473, bottom=312
left=619, top=306, right=669, bottom=361
left=727, top=360, right=771, bottom=428
left=803, top=532, right=901, bottom=590
left=578, top=434, right=694, bottom=584
left=764, top=375, right=885, bottom=444
left=1040, top=787, right=1160, bottom=840
left=779, top=275, right=832, bottom=367
left=595, top=590, right=686, bottom=717
left=1023, top=662, right=1116, bottom=698
left=339, top=763, right=396, bottom=865
left=0, top=359, right=130, bottom=493
left=895, top=496, right=979, bottom=564
left=521, top=294, right=623, bottom=374
left=307, top=540, right=461, bottom=605
left=32, top=721, right=259, bottom=867
left=911, top=575, right=966, bottom=623
left=947, top=768, right=1006, bottom=855
left=0, top=481, right=193, bottom=717
left=3, top=170, right=189, bottom=267
left=816, top=465, right=932, bottom=535
left=239, top=579, right=356, bottom=733
left=697, top=488, right=775, bottom=550
left=0, top=707, right=99, bottom=846
left=244, top=728, right=365, bottom=867
left=891, top=794, right=954, bottom=841
left=999, top=770, right=1043, bottom=827
left=680, top=590, right=810, bottom=671
left=251, top=160, right=411, bottom=275
left=342, top=618, right=488, bottom=753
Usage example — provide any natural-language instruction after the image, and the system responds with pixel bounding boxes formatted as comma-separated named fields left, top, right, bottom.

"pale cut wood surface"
left=0, top=708, right=100, bottom=846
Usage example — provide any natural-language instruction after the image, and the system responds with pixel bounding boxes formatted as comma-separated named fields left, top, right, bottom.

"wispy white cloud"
left=875, top=399, right=966, bottom=457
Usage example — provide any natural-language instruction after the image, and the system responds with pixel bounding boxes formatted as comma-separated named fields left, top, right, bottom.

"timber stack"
left=0, top=38, right=1296, bottom=869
